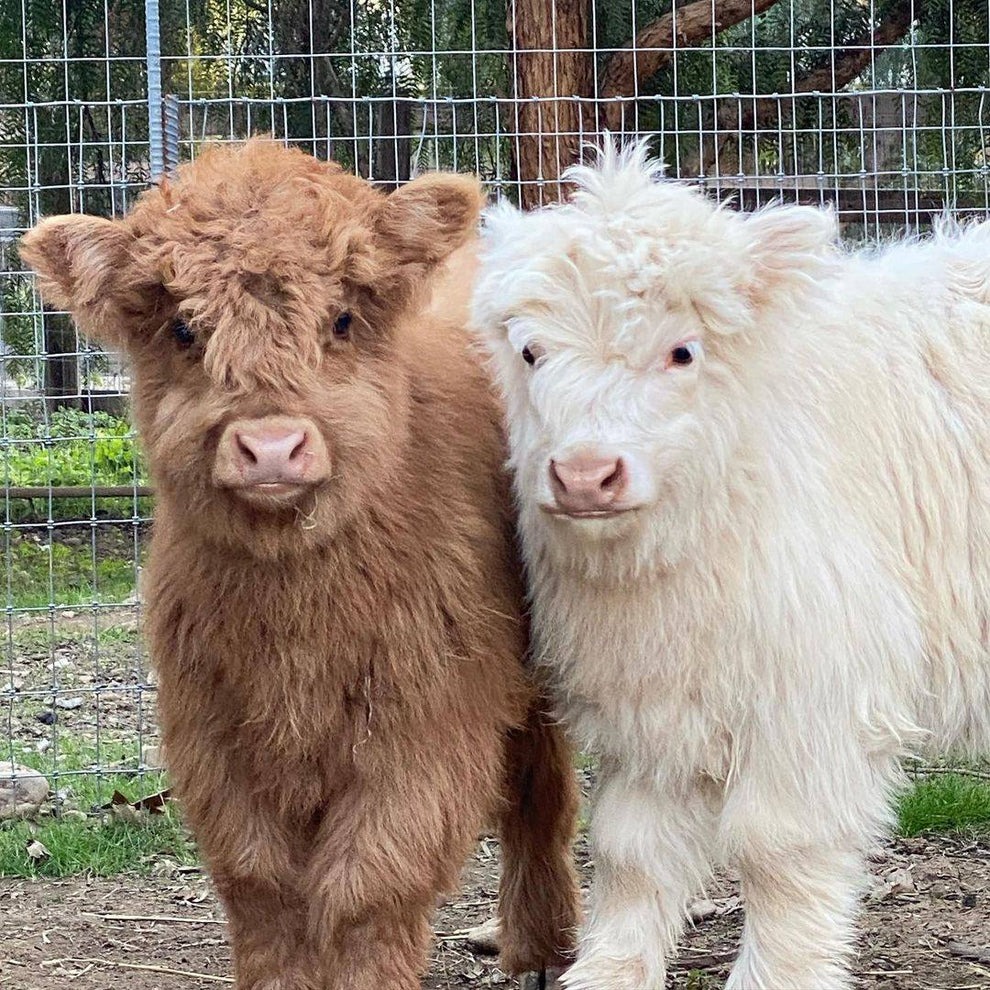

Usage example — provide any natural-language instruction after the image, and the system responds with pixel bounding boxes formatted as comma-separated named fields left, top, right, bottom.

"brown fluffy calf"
left=21, top=141, right=579, bottom=989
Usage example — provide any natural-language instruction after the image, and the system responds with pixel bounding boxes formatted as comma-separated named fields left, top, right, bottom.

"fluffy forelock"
left=474, top=141, right=758, bottom=356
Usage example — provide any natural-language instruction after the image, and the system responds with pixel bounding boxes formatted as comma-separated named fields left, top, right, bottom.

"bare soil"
left=3, top=532, right=989, bottom=987
left=2, top=831, right=989, bottom=989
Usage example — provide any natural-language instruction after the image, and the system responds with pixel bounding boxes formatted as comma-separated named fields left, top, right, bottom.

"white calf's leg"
left=562, top=773, right=716, bottom=990
left=727, top=843, right=865, bottom=990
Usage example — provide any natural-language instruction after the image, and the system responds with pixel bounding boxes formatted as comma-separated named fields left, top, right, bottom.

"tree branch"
left=600, top=0, right=783, bottom=100
left=694, top=1, right=919, bottom=173
left=787, top=1, right=917, bottom=102
left=722, top=1, right=918, bottom=136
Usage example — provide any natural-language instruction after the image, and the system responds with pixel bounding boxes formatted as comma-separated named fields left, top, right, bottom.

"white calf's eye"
left=521, top=342, right=546, bottom=367
left=666, top=339, right=702, bottom=369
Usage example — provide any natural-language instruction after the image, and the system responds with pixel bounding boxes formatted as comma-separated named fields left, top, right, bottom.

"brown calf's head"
left=20, top=141, right=483, bottom=557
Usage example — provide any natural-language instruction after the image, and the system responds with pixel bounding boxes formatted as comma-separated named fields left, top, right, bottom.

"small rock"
left=464, top=917, right=501, bottom=956
left=54, top=697, right=83, bottom=710
left=60, top=809, right=88, bottom=823
left=110, top=801, right=140, bottom=824
left=35, top=740, right=50, bottom=755
left=962, top=892, right=978, bottom=908
left=35, top=711, right=56, bottom=726
left=688, top=898, right=718, bottom=923
left=0, top=762, right=50, bottom=819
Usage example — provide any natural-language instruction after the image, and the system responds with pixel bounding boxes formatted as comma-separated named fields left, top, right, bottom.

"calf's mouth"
left=211, top=414, right=331, bottom=509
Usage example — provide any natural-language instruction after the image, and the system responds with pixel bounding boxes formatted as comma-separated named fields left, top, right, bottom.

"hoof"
left=520, top=969, right=564, bottom=990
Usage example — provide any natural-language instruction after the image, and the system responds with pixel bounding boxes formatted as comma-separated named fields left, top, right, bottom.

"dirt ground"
left=3, top=526, right=990, bottom=987
left=2, top=831, right=989, bottom=989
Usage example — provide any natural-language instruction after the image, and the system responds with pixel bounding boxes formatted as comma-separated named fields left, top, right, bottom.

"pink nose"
left=214, top=416, right=330, bottom=490
left=549, top=454, right=627, bottom=514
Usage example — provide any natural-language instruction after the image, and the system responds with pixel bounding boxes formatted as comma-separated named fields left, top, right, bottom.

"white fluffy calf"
left=472, top=144, right=990, bottom=990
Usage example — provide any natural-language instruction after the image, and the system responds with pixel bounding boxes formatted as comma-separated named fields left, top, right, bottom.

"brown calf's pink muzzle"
left=214, top=416, right=330, bottom=495
left=549, top=453, right=628, bottom=516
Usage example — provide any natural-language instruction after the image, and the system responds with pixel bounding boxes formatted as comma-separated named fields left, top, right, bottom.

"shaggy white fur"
left=471, top=142, right=990, bottom=990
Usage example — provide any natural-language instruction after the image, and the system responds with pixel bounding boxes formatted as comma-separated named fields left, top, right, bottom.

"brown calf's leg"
left=498, top=696, right=581, bottom=976
left=213, top=873, right=316, bottom=990
left=172, top=757, right=311, bottom=989
left=303, top=746, right=502, bottom=990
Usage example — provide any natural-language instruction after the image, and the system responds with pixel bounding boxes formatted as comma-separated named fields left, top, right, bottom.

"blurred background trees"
left=1, top=0, right=987, bottom=391
left=3, top=1, right=986, bottom=208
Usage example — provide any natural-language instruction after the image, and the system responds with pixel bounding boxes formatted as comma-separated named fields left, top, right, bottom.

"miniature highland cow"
left=22, top=141, right=579, bottom=990
left=473, top=143, right=990, bottom=990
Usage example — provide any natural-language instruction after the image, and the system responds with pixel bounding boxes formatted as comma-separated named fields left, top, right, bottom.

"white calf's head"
left=473, top=143, right=838, bottom=577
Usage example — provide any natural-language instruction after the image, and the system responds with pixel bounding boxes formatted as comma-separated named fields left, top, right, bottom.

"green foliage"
left=608, top=0, right=990, bottom=185
left=0, top=273, right=42, bottom=387
left=897, top=772, right=990, bottom=837
left=0, top=407, right=149, bottom=524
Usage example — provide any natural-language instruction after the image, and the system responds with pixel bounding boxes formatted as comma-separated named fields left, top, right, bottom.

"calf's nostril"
left=602, top=459, right=625, bottom=491
left=235, top=433, right=258, bottom=466
left=289, top=433, right=308, bottom=462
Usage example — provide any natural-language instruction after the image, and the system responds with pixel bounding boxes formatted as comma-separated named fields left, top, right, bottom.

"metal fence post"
left=145, top=0, right=164, bottom=179
left=163, top=94, right=181, bottom=173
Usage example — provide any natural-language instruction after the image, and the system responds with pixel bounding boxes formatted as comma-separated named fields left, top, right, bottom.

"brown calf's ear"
left=19, top=214, right=134, bottom=346
left=379, top=172, right=485, bottom=269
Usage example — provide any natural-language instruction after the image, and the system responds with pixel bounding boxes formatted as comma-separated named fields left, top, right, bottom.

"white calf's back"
left=474, top=149, right=990, bottom=794
left=473, top=144, right=990, bottom=990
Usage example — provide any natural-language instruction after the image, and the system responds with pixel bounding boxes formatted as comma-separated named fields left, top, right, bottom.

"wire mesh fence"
left=1, top=0, right=988, bottom=812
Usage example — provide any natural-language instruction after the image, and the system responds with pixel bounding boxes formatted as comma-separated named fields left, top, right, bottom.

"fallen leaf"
left=26, top=839, right=50, bottom=861
left=133, top=788, right=172, bottom=814
left=869, top=866, right=915, bottom=902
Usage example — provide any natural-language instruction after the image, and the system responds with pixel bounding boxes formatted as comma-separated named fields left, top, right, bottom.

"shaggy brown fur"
left=21, top=141, right=580, bottom=990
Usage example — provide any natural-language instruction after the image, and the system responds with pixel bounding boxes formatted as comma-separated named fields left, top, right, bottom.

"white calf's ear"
left=743, top=204, right=838, bottom=307
left=469, top=200, right=530, bottom=344
left=379, top=172, right=486, bottom=269
left=19, top=214, right=134, bottom=346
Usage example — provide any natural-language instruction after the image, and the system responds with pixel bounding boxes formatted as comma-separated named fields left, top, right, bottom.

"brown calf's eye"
left=172, top=319, right=195, bottom=348
left=333, top=312, right=352, bottom=340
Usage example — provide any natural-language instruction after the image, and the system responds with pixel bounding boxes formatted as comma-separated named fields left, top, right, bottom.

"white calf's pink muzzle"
left=548, top=452, right=629, bottom=517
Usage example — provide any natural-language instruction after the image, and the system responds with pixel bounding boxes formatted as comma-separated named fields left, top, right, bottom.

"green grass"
left=0, top=808, right=195, bottom=876
left=897, top=771, right=990, bottom=837
left=0, top=739, right=196, bottom=878
left=4, top=536, right=138, bottom=609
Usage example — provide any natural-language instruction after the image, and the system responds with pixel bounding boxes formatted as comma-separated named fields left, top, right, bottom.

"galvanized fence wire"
left=0, top=0, right=988, bottom=808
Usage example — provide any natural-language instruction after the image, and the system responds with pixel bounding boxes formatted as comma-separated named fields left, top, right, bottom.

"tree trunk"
left=372, top=100, right=412, bottom=190
left=43, top=313, right=80, bottom=414
left=507, top=0, right=592, bottom=209
left=38, top=168, right=80, bottom=412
